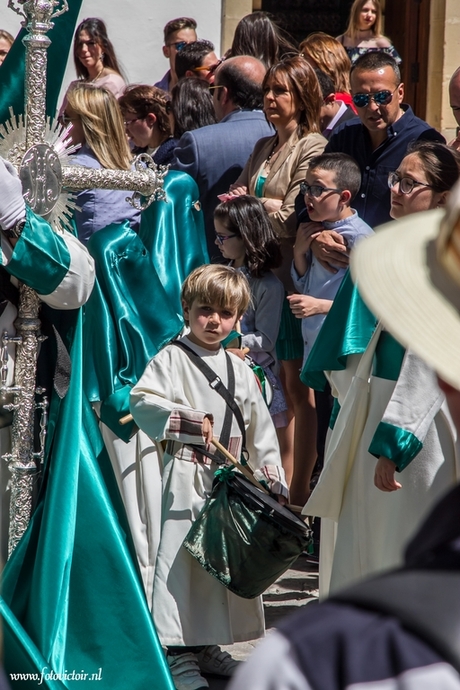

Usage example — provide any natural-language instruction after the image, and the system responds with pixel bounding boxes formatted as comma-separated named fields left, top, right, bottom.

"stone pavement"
left=207, top=555, right=319, bottom=689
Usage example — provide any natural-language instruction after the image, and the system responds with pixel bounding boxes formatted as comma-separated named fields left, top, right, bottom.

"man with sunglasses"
left=155, top=17, right=197, bottom=93
left=298, top=53, right=444, bottom=274
left=175, top=39, right=219, bottom=85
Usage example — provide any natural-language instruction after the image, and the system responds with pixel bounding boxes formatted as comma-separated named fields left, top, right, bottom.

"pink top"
left=59, top=72, right=126, bottom=116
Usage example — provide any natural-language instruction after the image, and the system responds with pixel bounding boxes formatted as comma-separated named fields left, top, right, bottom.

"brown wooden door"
left=383, top=0, right=431, bottom=119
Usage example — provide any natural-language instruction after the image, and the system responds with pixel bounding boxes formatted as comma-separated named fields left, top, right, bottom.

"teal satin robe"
left=84, top=171, right=209, bottom=441
left=1, top=210, right=174, bottom=690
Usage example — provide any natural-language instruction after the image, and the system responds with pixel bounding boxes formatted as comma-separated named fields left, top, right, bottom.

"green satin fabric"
left=0, top=0, right=83, bottom=123
left=84, top=221, right=184, bottom=439
left=138, top=170, right=209, bottom=317
left=2, top=307, right=174, bottom=689
left=372, top=331, right=405, bottom=381
left=301, top=271, right=378, bottom=390
left=1, top=600, right=66, bottom=688
left=84, top=173, right=208, bottom=440
left=6, top=208, right=70, bottom=294
left=368, top=421, right=423, bottom=472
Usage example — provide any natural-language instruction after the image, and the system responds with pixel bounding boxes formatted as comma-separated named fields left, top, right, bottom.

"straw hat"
left=350, top=182, right=460, bottom=389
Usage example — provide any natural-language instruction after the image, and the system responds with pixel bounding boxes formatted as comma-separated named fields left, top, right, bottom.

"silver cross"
left=3, top=0, right=166, bottom=555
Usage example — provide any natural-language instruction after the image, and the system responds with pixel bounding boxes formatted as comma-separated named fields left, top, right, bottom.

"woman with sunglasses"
left=119, top=84, right=178, bottom=166
left=65, top=83, right=140, bottom=245
left=337, top=0, right=401, bottom=66
left=59, top=18, right=126, bottom=117
left=303, top=141, right=460, bottom=596
left=228, top=56, right=327, bottom=506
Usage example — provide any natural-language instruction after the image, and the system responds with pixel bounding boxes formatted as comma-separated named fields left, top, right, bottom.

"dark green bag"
left=183, top=465, right=311, bottom=599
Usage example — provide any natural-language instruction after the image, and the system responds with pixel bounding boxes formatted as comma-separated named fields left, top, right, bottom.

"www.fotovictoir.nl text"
left=9, top=667, right=103, bottom=684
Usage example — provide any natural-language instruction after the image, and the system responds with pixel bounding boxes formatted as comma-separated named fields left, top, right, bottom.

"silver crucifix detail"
left=2, top=0, right=167, bottom=555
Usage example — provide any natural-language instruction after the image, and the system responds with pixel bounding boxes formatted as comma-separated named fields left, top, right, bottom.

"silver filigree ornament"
left=2, top=0, right=167, bottom=556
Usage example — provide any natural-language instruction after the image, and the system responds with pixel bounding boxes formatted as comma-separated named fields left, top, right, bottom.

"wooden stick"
left=211, top=437, right=270, bottom=493
left=212, top=438, right=306, bottom=517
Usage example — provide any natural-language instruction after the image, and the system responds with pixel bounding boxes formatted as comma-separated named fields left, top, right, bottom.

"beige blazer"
left=235, top=130, right=327, bottom=240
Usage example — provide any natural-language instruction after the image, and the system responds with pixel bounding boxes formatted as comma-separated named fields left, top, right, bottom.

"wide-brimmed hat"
left=350, top=182, right=460, bottom=389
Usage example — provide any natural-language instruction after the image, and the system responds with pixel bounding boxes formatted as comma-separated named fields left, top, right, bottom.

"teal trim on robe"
left=368, top=421, right=423, bottom=472
left=329, top=398, right=341, bottom=430
left=6, top=207, right=70, bottom=294
left=2, top=308, right=174, bottom=689
left=138, top=170, right=209, bottom=317
left=301, top=271, right=378, bottom=390
left=372, top=331, right=405, bottom=381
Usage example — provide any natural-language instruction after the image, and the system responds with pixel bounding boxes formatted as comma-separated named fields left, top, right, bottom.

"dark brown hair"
left=405, top=141, right=460, bottom=194
left=163, top=17, right=197, bottom=44
left=230, top=12, right=296, bottom=69
left=171, top=78, right=216, bottom=138
left=73, top=18, right=123, bottom=80
left=214, top=196, right=282, bottom=278
left=262, top=56, right=321, bottom=137
left=119, top=85, right=172, bottom=136
left=308, top=153, right=362, bottom=201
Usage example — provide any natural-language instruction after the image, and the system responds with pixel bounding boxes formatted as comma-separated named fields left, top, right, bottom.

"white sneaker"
left=167, top=652, right=209, bottom=690
left=195, top=645, right=241, bottom=677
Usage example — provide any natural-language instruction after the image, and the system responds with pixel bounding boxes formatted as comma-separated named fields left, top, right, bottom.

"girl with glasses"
left=119, top=84, right=178, bottom=166
left=214, top=195, right=287, bottom=427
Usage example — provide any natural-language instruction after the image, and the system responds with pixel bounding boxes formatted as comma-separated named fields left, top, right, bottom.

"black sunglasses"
left=352, top=87, right=398, bottom=109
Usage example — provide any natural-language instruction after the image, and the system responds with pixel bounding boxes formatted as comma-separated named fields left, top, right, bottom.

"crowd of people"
left=1, top=1, right=460, bottom=689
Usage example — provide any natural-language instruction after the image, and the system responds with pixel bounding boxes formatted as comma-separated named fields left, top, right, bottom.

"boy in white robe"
left=130, top=264, right=289, bottom=690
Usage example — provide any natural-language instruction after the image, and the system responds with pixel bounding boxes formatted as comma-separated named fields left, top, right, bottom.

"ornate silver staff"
left=1, top=0, right=167, bottom=556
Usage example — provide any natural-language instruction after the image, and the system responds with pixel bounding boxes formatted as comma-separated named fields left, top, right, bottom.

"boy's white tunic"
left=130, top=335, right=288, bottom=646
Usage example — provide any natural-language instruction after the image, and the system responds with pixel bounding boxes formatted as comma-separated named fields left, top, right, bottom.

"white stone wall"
left=0, top=1, right=222, bottom=109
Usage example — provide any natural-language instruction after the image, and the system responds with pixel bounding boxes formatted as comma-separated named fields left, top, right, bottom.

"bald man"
left=171, top=56, right=273, bottom=258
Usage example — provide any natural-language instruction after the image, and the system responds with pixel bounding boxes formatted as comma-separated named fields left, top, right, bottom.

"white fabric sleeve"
left=380, top=349, right=445, bottom=442
left=37, top=232, right=95, bottom=310
left=130, top=351, right=209, bottom=445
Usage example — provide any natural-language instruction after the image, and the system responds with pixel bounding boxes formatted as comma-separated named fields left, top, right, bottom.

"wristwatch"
left=1, top=219, right=26, bottom=240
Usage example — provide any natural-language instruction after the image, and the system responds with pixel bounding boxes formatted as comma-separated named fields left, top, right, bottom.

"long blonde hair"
left=66, top=83, right=132, bottom=170
left=299, top=33, right=351, bottom=94
left=345, top=0, right=383, bottom=42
